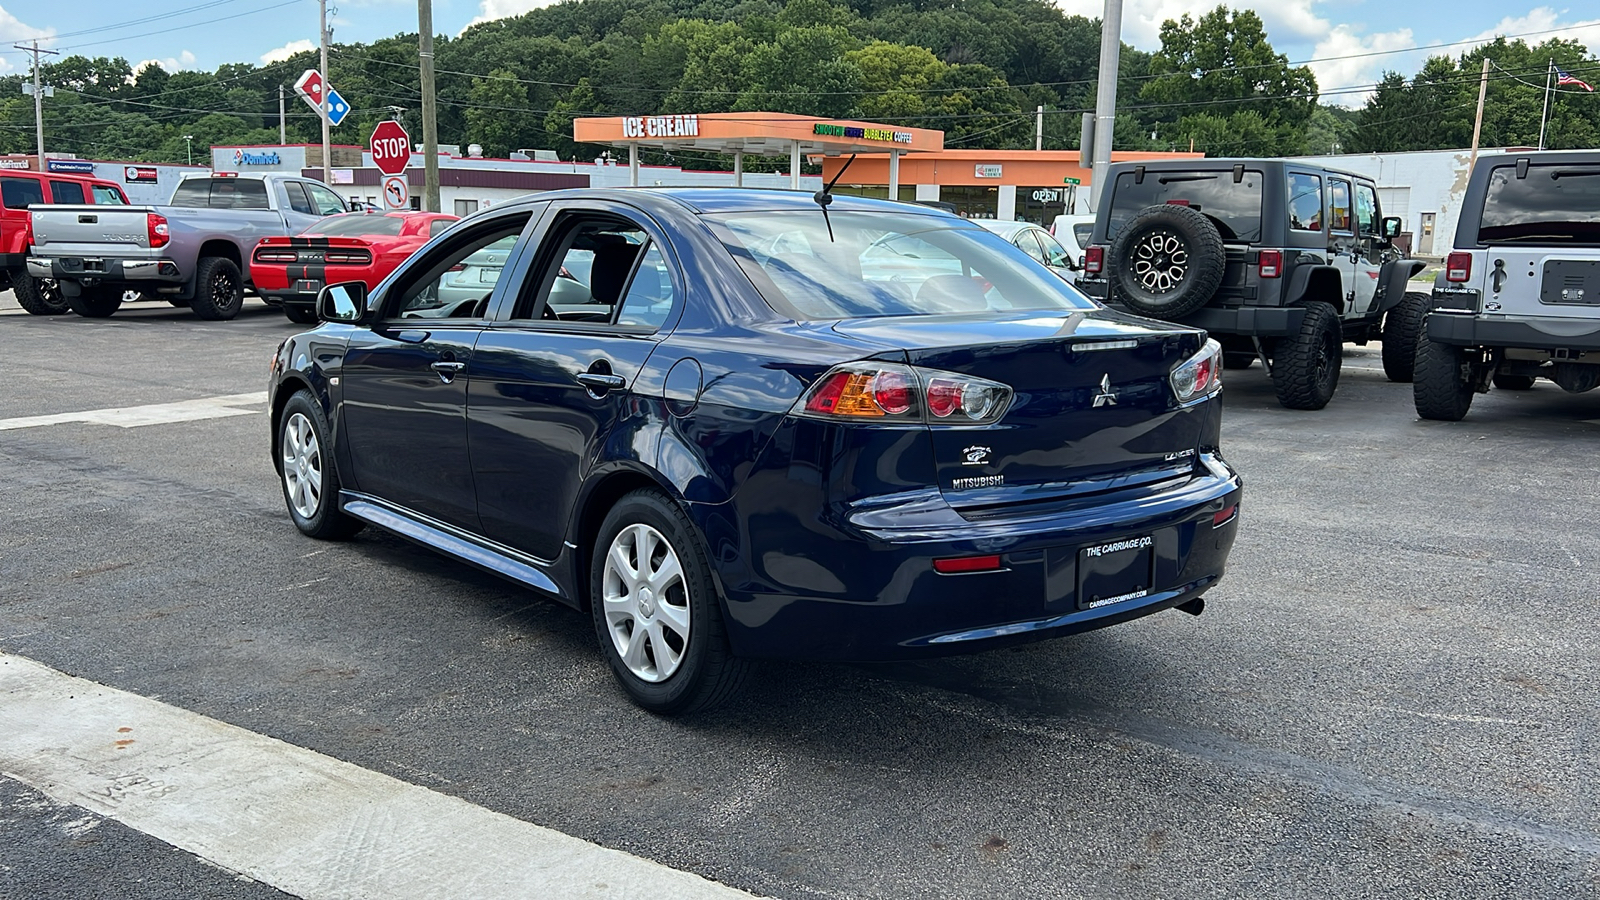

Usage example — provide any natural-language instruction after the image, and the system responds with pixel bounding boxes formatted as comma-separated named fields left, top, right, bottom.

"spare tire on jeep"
left=1108, top=204, right=1227, bottom=320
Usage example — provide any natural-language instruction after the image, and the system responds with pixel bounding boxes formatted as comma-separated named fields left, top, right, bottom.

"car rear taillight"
left=324, top=249, right=372, bottom=264
left=798, top=363, right=1013, bottom=425
left=1084, top=246, right=1104, bottom=275
left=1446, top=251, right=1472, bottom=283
left=147, top=213, right=170, bottom=249
left=254, top=245, right=298, bottom=263
left=21, top=211, right=33, bottom=248
left=1170, top=339, right=1223, bottom=403
left=1258, top=249, right=1282, bottom=278
left=447, top=263, right=466, bottom=273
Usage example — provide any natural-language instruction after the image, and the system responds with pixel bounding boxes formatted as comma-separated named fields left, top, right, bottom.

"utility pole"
left=1538, top=58, right=1553, bottom=151
left=1468, top=57, right=1490, bottom=169
left=1089, top=0, right=1123, bottom=210
left=1035, top=105, right=1044, bottom=152
left=279, top=84, right=287, bottom=145
left=418, top=0, right=440, bottom=212
left=319, top=0, right=332, bottom=183
left=14, top=40, right=58, bottom=165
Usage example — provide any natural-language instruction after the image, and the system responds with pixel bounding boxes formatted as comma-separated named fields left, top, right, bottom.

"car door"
left=338, top=210, right=538, bottom=530
left=1349, top=181, right=1384, bottom=313
left=1327, top=177, right=1365, bottom=314
left=468, top=201, right=682, bottom=560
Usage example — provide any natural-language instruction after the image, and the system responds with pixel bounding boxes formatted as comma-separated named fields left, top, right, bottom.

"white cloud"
left=1459, top=7, right=1600, bottom=57
left=0, top=5, right=55, bottom=75
left=134, top=51, right=198, bottom=75
left=1051, top=0, right=1336, bottom=50
left=466, top=0, right=562, bottom=30
left=1308, top=25, right=1417, bottom=107
left=261, top=39, right=317, bottom=65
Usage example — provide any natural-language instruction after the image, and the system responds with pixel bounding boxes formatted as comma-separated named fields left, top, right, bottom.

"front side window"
left=1328, top=180, right=1352, bottom=232
left=1355, top=184, right=1378, bottom=234
left=1107, top=170, right=1264, bottom=242
left=49, top=181, right=86, bottom=204
left=1037, top=231, right=1074, bottom=268
left=709, top=210, right=1096, bottom=320
left=389, top=217, right=528, bottom=320
left=1288, top=173, right=1323, bottom=231
left=1479, top=164, right=1600, bottom=245
left=91, top=184, right=126, bottom=205
left=1, top=177, right=44, bottom=209
left=305, top=183, right=348, bottom=217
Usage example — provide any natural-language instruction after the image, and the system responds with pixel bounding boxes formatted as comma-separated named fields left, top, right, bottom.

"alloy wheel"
left=281, top=412, right=323, bottom=519
left=602, top=523, right=691, bottom=683
left=1130, top=229, right=1189, bottom=294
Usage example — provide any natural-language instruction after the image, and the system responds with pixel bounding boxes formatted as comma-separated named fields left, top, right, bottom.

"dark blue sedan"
left=269, top=188, right=1242, bottom=713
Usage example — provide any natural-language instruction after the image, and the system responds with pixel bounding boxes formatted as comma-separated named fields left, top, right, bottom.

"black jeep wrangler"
left=1076, top=159, right=1427, bottom=410
left=1414, top=150, right=1600, bottom=420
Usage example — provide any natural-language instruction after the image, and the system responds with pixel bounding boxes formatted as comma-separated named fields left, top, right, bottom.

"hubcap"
left=281, top=412, right=323, bottom=519
left=214, top=272, right=237, bottom=307
left=602, top=523, right=690, bottom=683
left=1130, top=229, right=1189, bottom=294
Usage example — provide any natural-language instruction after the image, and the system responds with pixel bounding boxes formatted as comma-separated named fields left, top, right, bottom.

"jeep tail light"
left=1084, top=246, right=1104, bottom=274
left=1258, top=249, right=1282, bottom=278
left=797, top=363, right=1012, bottom=425
left=1446, top=252, right=1472, bottom=283
left=1170, top=339, right=1223, bottom=403
left=147, top=213, right=170, bottom=249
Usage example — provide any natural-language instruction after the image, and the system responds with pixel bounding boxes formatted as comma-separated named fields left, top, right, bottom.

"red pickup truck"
left=3, top=169, right=130, bottom=315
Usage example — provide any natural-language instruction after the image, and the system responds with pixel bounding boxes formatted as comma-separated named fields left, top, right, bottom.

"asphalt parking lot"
left=2, top=294, right=1597, bottom=899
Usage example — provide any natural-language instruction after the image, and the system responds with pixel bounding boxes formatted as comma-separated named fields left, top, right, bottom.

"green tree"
left=466, top=69, right=531, bottom=157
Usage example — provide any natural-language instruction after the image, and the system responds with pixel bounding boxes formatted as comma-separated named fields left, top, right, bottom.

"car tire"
left=1492, top=372, right=1536, bottom=391
left=66, top=285, right=123, bottom=318
left=1222, top=351, right=1256, bottom=370
left=283, top=304, right=319, bottom=325
left=1380, top=291, right=1429, bottom=383
left=1107, top=204, right=1226, bottom=320
left=1413, top=336, right=1475, bottom=421
left=590, top=489, right=746, bottom=715
left=12, top=274, right=69, bottom=315
left=278, top=391, right=365, bottom=540
left=1270, top=301, right=1341, bottom=410
left=190, top=257, right=245, bottom=320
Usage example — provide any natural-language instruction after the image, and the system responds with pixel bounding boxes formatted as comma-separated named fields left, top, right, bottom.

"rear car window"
left=310, top=215, right=407, bottom=237
left=1, top=176, right=44, bottom=209
left=1072, top=223, right=1093, bottom=246
left=708, top=210, right=1096, bottom=321
left=50, top=181, right=86, bottom=205
left=169, top=178, right=271, bottom=209
left=1107, top=170, right=1264, bottom=242
left=1479, top=163, right=1600, bottom=245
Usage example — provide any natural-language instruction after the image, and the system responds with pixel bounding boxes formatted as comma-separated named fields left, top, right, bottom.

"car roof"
left=975, top=219, right=1034, bottom=237
left=483, top=187, right=966, bottom=220
left=1106, top=157, right=1374, bottom=183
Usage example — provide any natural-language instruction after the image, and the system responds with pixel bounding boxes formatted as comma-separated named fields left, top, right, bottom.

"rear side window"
left=1071, top=223, right=1093, bottom=247
left=285, top=182, right=314, bottom=215
left=49, top=181, right=86, bottom=205
left=92, top=184, right=127, bottom=204
left=1328, top=180, right=1352, bottom=232
left=1287, top=173, right=1323, bottom=232
left=1107, top=170, right=1263, bottom=242
left=1, top=177, right=44, bottom=209
left=1479, top=164, right=1600, bottom=245
left=170, top=180, right=210, bottom=207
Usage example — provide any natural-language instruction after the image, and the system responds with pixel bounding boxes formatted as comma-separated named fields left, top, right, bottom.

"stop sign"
left=370, top=121, right=411, bottom=176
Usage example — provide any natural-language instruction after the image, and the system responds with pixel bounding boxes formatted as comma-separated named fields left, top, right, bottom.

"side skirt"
left=339, top=491, right=575, bottom=606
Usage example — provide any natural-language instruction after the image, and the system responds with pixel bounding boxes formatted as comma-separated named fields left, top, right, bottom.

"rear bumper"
left=27, top=255, right=183, bottom=284
left=706, top=453, right=1243, bottom=661
left=1426, top=312, right=1600, bottom=351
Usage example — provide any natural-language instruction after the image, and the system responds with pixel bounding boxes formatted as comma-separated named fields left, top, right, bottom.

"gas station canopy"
left=573, top=111, right=943, bottom=192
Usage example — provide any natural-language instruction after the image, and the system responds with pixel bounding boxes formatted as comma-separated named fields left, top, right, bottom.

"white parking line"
left=0, top=653, right=756, bottom=900
left=0, top=392, right=267, bottom=431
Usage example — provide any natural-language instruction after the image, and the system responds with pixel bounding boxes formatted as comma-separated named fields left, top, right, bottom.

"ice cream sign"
left=621, top=115, right=700, bottom=138
left=813, top=123, right=914, bottom=144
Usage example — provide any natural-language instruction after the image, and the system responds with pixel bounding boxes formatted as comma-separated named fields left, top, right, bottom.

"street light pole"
left=14, top=39, right=58, bottom=164
left=183, top=134, right=194, bottom=166
left=319, top=0, right=333, bottom=184
left=1089, top=0, right=1123, bottom=211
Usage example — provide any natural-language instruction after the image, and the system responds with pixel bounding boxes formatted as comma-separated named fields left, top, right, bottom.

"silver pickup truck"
left=26, top=172, right=353, bottom=320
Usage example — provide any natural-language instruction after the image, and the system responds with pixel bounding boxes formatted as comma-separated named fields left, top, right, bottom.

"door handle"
left=430, top=360, right=466, bottom=383
left=576, top=372, right=627, bottom=390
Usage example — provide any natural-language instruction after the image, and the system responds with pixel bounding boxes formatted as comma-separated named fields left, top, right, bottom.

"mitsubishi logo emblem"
left=1092, top=374, right=1118, bottom=408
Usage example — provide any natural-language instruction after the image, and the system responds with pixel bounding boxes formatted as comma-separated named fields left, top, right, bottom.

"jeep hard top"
left=1076, top=158, right=1426, bottom=410
left=1413, top=150, right=1600, bottom=420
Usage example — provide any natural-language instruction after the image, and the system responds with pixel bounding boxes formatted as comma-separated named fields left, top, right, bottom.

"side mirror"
left=318, top=281, right=368, bottom=323
left=1382, top=216, right=1403, bottom=239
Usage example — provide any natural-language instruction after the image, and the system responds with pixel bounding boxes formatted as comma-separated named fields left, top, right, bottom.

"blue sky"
left=0, top=0, right=1596, bottom=109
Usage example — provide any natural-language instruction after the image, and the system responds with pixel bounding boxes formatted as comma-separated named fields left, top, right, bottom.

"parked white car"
left=976, top=220, right=1078, bottom=279
left=1050, top=213, right=1097, bottom=267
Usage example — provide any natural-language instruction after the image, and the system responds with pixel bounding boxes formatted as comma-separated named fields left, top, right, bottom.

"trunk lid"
left=830, top=310, right=1209, bottom=508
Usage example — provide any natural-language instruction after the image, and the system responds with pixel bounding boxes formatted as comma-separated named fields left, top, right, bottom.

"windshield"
left=309, top=215, right=407, bottom=237
left=707, top=210, right=1097, bottom=321
left=1479, top=164, right=1600, bottom=245
left=1107, top=170, right=1264, bottom=242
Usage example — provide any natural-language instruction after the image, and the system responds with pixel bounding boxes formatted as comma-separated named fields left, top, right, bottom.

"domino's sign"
left=234, top=149, right=283, bottom=166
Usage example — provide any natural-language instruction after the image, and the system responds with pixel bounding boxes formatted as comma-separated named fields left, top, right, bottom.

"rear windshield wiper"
left=1550, top=169, right=1600, bottom=180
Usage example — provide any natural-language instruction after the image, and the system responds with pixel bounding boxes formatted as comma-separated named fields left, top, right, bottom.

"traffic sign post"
left=382, top=176, right=409, bottom=210
left=370, top=121, right=411, bottom=177
left=1063, top=176, right=1082, bottom=185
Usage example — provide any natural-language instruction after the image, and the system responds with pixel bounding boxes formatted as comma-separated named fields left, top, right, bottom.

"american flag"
left=1557, top=67, right=1594, bottom=92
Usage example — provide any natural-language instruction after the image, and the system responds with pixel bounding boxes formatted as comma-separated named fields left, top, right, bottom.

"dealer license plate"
left=1077, top=535, right=1154, bottom=610
left=293, top=279, right=322, bottom=294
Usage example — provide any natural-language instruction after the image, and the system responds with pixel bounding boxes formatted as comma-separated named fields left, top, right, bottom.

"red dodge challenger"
left=252, top=211, right=459, bottom=323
